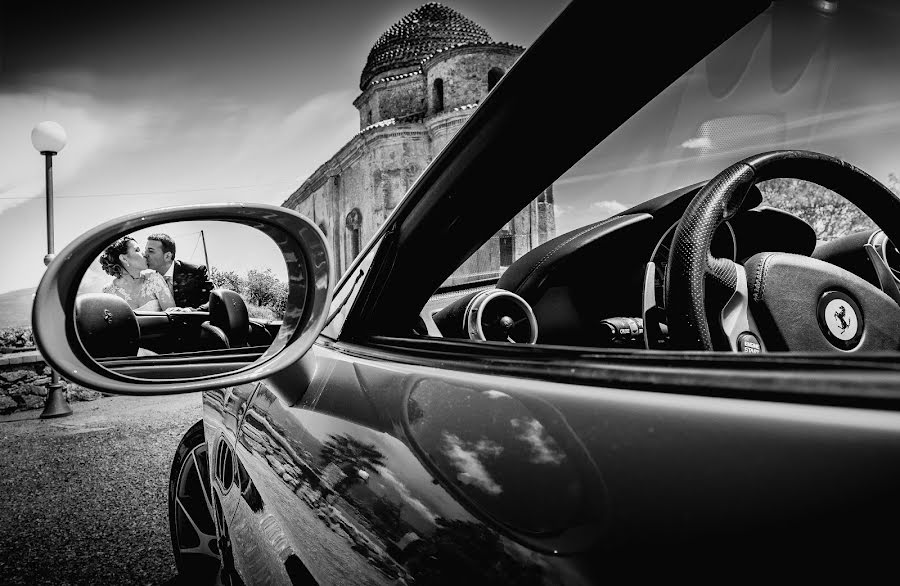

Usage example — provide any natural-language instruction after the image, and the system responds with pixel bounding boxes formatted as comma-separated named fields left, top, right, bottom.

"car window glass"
left=323, top=237, right=382, bottom=340
left=420, top=0, right=900, bottom=355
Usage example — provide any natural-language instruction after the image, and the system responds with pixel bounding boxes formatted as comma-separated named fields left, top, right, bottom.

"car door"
left=227, top=321, right=900, bottom=585
left=225, top=1, right=900, bottom=582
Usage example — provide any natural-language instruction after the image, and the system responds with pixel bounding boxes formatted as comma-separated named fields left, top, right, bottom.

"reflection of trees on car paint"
left=404, top=518, right=544, bottom=586
left=319, top=434, right=387, bottom=494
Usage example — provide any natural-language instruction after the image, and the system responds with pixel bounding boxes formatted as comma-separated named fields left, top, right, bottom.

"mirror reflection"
left=75, top=221, right=287, bottom=369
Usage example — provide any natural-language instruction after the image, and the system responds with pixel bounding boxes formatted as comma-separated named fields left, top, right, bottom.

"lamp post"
left=31, top=121, right=72, bottom=419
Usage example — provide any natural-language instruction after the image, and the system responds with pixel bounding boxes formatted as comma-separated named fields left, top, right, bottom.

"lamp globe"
left=31, top=121, right=67, bottom=154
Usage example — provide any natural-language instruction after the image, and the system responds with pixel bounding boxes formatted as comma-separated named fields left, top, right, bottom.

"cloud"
left=226, top=89, right=359, bottom=189
left=442, top=432, right=503, bottom=496
left=681, top=136, right=712, bottom=149
left=78, top=261, right=110, bottom=294
left=377, top=468, right=438, bottom=524
left=510, top=418, right=565, bottom=465
left=591, top=200, right=627, bottom=220
left=0, top=78, right=359, bottom=293
left=0, top=78, right=154, bottom=215
left=553, top=203, right=572, bottom=219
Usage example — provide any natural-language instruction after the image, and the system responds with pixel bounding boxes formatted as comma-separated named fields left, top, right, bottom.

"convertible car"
left=74, top=288, right=281, bottom=358
left=33, top=0, right=900, bottom=582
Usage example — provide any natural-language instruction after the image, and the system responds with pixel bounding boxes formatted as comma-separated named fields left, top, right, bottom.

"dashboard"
left=423, top=182, right=896, bottom=351
left=650, top=221, right=737, bottom=314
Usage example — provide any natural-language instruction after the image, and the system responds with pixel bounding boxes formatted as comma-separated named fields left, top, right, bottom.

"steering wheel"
left=665, top=150, right=900, bottom=352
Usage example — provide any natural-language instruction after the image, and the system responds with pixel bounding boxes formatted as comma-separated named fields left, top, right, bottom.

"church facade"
left=282, top=3, right=555, bottom=283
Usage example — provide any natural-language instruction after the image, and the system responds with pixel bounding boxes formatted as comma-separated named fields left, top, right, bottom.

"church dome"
left=360, top=2, right=493, bottom=90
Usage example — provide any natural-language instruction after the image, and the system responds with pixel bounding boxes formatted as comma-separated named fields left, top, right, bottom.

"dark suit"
left=171, top=260, right=213, bottom=309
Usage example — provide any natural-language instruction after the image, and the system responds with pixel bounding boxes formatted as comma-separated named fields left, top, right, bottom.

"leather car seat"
left=206, top=289, right=249, bottom=348
left=198, top=322, right=231, bottom=350
left=74, top=293, right=141, bottom=358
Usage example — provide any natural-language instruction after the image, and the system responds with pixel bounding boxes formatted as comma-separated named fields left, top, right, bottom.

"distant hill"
left=0, top=287, right=36, bottom=329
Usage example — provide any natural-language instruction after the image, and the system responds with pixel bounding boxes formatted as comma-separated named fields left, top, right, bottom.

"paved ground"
left=0, top=393, right=203, bottom=586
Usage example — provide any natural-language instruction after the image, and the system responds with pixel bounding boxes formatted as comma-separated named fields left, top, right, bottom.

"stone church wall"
left=369, top=130, right=429, bottom=216
left=425, top=111, right=469, bottom=155
left=356, top=73, right=426, bottom=128
left=284, top=11, right=547, bottom=282
left=292, top=181, right=326, bottom=228
left=425, top=47, right=521, bottom=113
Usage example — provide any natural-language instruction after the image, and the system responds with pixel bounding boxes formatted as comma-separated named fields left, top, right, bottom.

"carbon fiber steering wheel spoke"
left=719, top=262, right=766, bottom=353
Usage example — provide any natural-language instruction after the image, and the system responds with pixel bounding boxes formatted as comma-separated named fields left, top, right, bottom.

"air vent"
left=464, top=290, right=538, bottom=343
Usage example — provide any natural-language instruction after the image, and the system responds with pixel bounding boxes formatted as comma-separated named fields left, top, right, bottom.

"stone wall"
left=0, top=351, right=102, bottom=415
left=355, top=72, right=426, bottom=127
left=424, top=46, right=521, bottom=113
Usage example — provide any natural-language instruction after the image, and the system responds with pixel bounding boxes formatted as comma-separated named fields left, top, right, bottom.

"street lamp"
left=31, top=121, right=72, bottom=418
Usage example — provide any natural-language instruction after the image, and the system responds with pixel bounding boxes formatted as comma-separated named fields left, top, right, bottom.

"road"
left=0, top=393, right=203, bottom=586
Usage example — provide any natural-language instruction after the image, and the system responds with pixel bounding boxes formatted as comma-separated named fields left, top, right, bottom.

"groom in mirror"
left=144, top=233, right=212, bottom=310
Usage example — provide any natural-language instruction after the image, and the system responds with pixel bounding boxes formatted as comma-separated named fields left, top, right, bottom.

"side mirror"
left=32, top=204, right=332, bottom=395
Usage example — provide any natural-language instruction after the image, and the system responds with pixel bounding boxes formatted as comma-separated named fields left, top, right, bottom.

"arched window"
left=367, top=111, right=373, bottom=126
left=433, top=78, right=444, bottom=113
left=487, top=67, right=504, bottom=91
left=345, top=208, right=363, bottom=261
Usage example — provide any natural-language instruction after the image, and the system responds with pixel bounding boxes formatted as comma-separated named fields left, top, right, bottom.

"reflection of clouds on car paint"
left=484, top=390, right=511, bottom=400
left=377, top=467, right=438, bottom=524
left=510, top=418, right=566, bottom=466
left=442, top=432, right=503, bottom=496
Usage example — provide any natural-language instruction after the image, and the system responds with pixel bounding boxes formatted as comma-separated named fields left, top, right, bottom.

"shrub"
left=0, top=326, right=34, bottom=350
left=209, top=267, right=246, bottom=295
left=209, top=266, right=287, bottom=320
left=246, top=303, right=277, bottom=321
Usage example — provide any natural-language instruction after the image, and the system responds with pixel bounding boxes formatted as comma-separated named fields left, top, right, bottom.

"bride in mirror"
left=99, top=236, right=176, bottom=311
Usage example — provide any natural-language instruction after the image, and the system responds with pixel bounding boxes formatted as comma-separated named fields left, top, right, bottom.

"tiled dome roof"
left=360, top=3, right=492, bottom=90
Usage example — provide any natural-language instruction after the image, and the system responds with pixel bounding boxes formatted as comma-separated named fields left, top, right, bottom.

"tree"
left=208, top=266, right=286, bottom=319
left=318, top=434, right=386, bottom=494
left=404, top=518, right=544, bottom=585
left=245, top=268, right=285, bottom=308
left=757, top=178, right=876, bottom=241
left=208, top=266, right=245, bottom=294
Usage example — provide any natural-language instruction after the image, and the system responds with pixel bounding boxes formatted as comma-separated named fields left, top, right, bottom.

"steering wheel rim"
left=665, top=150, right=900, bottom=351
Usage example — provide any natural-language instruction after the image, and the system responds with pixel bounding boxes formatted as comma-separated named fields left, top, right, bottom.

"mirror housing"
left=33, top=203, right=332, bottom=395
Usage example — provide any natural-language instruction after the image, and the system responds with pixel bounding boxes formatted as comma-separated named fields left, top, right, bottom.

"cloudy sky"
left=4, top=0, right=900, bottom=297
left=0, top=0, right=568, bottom=294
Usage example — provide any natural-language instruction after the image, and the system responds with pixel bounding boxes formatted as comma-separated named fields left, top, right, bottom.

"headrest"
left=199, top=322, right=230, bottom=350
left=208, top=288, right=249, bottom=348
left=74, top=293, right=140, bottom=358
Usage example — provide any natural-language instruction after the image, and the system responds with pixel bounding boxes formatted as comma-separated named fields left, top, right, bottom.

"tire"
left=168, top=421, right=221, bottom=585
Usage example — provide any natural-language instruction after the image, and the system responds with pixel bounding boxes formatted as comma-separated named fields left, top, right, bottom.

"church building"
left=282, top=3, right=555, bottom=283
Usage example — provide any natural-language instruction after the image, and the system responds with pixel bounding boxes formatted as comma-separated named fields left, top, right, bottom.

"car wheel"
left=168, top=421, right=222, bottom=585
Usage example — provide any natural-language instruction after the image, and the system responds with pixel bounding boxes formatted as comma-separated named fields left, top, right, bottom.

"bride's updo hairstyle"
left=99, top=236, right=136, bottom=277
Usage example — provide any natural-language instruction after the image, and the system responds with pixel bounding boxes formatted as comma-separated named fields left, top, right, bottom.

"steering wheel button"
left=737, top=333, right=762, bottom=353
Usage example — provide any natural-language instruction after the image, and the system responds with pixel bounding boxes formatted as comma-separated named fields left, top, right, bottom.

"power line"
left=0, top=180, right=297, bottom=200
left=188, top=233, right=202, bottom=262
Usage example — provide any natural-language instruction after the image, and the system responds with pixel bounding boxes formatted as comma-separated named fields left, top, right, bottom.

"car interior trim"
left=326, top=337, right=900, bottom=409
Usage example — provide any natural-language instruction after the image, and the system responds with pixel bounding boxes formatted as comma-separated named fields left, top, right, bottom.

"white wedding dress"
left=103, top=271, right=174, bottom=311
